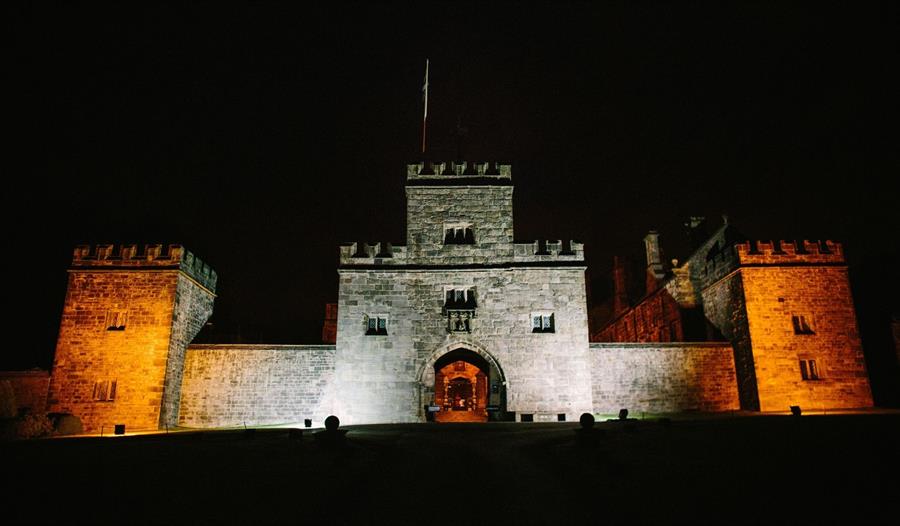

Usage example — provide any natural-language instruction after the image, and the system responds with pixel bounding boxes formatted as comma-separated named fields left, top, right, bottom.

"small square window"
left=792, top=315, right=814, bottom=335
left=799, top=359, right=820, bottom=381
left=106, top=310, right=127, bottom=331
left=520, top=413, right=534, bottom=422
left=92, top=379, right=117, bottom=402
left=365, top=316, right=388, bottom=335
left=557, top=413, right=566, bottom=422
left=532, top=313, right=555, bottom=333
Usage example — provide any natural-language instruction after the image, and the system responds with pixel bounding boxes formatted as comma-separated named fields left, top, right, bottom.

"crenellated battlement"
left=406, top=161, right=512, bottom=181
left=735, top=240, right=845, bottom=265
left=339, top=242, right=408, bottom=265
left=514, top=240, right=584, bottom=262
left=71, top=244, right=217, bottom=291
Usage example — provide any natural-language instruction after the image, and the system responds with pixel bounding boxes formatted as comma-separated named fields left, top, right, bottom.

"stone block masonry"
left=334, top=162, right=594, bottom=424
left=47, top=245, right=215, bottom=433
left=179, top=345, right=335, bottom=427
left=590, top=343, right=740, bottom=413
left=740, top=264, right=872, bottom=411
left=335, top=267, right=594, bottom=424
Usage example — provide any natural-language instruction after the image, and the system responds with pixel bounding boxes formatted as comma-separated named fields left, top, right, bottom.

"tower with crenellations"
left=334, top=161, right=593, bottom=423
left=46, top=244, right=216, bottom=432
left=597, top=219, right=873, bottom=412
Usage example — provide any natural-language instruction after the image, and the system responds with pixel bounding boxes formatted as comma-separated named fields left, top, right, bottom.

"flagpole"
left=422, top=59, right=429, bottom=154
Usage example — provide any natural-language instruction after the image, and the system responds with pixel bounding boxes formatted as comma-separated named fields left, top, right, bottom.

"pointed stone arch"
left=417, top=339, right=508, bottom=422
left=417, top=339, right=507, bottom=389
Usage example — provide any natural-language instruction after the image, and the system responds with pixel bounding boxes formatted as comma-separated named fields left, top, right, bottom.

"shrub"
left=15, top=412, right=53, bottom=439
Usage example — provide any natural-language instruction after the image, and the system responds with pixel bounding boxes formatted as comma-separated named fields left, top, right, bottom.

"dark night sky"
left=7, top=3, right=899, bottom=393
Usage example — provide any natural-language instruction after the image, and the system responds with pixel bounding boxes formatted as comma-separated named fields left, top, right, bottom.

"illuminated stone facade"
left=35, top=164, right=875, bottom=432
left=334, top=162, right=593, bottom=423
left=178, top=345, right=335, bottom=427
left=598, top=221, right=873, bottom=412
left=590, top=342, right=740, bottom=413
left=46, top=245, right=216, bottom=432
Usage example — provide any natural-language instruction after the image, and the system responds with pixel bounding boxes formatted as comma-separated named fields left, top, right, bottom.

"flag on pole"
left=422, top=59, right=429, bottom=153
left=423, top=58, right=429, bottom=119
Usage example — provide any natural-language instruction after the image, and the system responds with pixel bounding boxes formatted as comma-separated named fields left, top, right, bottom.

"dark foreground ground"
left=3, top=414, right=899, bottom=525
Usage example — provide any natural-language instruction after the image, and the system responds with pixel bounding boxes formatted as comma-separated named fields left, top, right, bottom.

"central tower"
left=334, top=162, right=592, bottom=424
left=404, top=161, right=515, bottom=264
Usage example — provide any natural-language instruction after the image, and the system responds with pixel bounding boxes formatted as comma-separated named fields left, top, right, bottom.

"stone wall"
left=740, top=265, right=872, bottom=411
left=335, top=266, right=593, bottom=424
left=0, top=371, right=50, bottom=416
left=405, top=184, right=515, bottom=265
left=159, top=274, right=216, bottom=428
left=178, top=345, right=335, bottom=428
left=47, top=245, right=216, bottom=433
left=700, top=271, right=759, bottom=410
left=590, top=343, right=740, bottom=413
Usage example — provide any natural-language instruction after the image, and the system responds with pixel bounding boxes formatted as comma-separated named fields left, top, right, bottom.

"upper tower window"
left=792, top=314, right=814, bottom=335
left=444, top=223, right=475, bottom=245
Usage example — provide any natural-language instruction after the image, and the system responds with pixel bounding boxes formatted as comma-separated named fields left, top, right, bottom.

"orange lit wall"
left=737, top=244, right=873, bottom=411
left=47, top=245, right=215, bottom=433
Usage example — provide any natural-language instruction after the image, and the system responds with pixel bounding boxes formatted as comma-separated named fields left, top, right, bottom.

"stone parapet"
left=339, top=240, right=584, bottom=266
left=339, top=242, right=407, bottom=265
left=513, top=240, right=584, bottom=262
left=406, top=161, right=512, bottom=182
left=735, top=240, right=844, bottom=265
left=72, top=244, right=217, bottom=292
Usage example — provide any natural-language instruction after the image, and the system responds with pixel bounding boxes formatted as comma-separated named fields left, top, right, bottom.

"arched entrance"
left=420, top=344, right=506, bottom=423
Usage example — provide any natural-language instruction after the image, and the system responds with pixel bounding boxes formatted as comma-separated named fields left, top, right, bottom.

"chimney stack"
left=644, top=231, right=666, bottom=292
left=612, top=256, right=629, bottom=316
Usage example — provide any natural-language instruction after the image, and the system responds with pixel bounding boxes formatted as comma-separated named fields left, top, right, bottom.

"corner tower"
left=47, top=244, right=216, bottom=432
left=730, top=240, right=873, bottom=411
left=686, top=223, right=873, bottom=411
